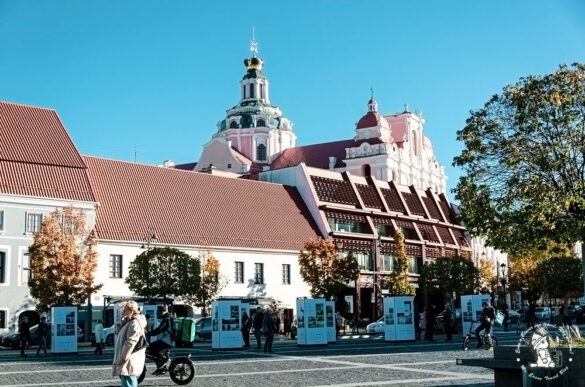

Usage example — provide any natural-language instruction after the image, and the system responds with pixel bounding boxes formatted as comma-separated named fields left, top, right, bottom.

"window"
left=256, top=119, right=265, bottom=127
left=0, top=310, right=6, bottom=330
left=26, top=213, right=42, bottom=233
left=409, top=257, right=421, bottom=274
left=282, top=264, right=291, bottom=285
left=381, top=254, right=393, bottom=272
left=230, top=120, right=239, bottom=129
left=109, top=255, right=123, bottom=278
left=254, top=263, right=264, bottom=284
left=375, top=224, right=389, bottom=237
left=356, top=252, right=373, bottom=271
left=0, top=252, right=5, bottom=284
left=0, top=210, right=4, bottom=231
left=235, top=261, right=244, bottom=283
left=227, top=163, right=232, bottom=169
left=249, top=84, right=255, bottom=98
left=327, top=218, right=364, bottom=233
left=21, top=253, right=31, bottom=285
left=260, top=84, right=264, bottom=99
left=242, top=85, right=246, bottom=99
left=256, top=144, right=266, bottom=161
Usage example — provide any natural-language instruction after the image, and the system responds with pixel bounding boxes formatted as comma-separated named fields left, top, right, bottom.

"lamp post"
left=500, top=263, right=507, bottom=307
left=372, top=236, right=381, bottom=321
left=141, top=231, right=157, bottom=250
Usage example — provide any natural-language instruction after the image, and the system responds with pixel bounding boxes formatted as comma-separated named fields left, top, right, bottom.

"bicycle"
left=462, top=320, right=499, bottom=351
left=137, top=347, right=195, bottom=385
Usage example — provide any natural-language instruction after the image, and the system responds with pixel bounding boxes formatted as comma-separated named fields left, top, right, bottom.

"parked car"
left=1, top=324, right=52, bottom=349
left=534, top=307, right=551, bottom=320
left=507, top=309, right=521, bottom=324
left=195, top=317, right=212, bottom=340
left=567, top=305, right=581, bottom=317
left=90, top=325, right=116, bottom=346
left=366, top=317, right=384, bottom=334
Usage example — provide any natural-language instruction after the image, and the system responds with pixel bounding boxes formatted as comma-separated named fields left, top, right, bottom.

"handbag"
left=132, top=321, right=149, bottom=353
left=494, top=310, right=505, bottom=326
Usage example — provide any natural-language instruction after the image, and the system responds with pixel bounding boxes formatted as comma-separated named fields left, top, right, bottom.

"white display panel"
left=383, top=297, right=396, bottom=341
left=325, top=301, right=336, bottom=343
left=461, top=294, right=491, bottom=337
left=211, top=300, right=242, bottom=349
left=51, top=306, right=78, bottom=354
left=296, top=298, right=327, bottom=346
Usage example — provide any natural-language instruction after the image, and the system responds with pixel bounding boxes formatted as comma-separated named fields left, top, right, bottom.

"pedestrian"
left=335, top=312, right=342, bottom=339
left=351, top=314, right=359, bottom=334
left=414, top=306, right=422, bottom=341
left=442, top=303, right=454, bottom=342
left=275, top=314, right=281, bottom=335
left=19, top=317, right=31, bottom=357
left=94, top=319, right=105, bottom=355
left=112, top=300, right=147, bottom=387
left=144, top=314, right=153, bottom=343
left=424, top=306, right=436, bottom=342
left=252, top=306, right=264, bottom=349
left=36, top=316, right=49, bottom=356
left=526, top=303, right=536, bottom=329
left=502, top=304, right=510, bottom=332
left=241, top=310, right=251, bottom=349
left=263, top=308, right=275, bottom=353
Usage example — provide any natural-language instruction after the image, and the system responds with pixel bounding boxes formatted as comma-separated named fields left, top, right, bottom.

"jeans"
left=474, top=322, right=492, bottom=344
left=254, top=329, right=262, bottom=348
left=120, top=376, right=137, bottom=387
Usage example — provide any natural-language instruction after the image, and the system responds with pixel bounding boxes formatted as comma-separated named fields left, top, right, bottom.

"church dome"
left=357, top=111, right=389, bottom=129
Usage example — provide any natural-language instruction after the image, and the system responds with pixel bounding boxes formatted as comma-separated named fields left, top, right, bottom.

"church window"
left=256, top=144, right=266, bottom=161
left=230, top=121, right=239, bottom=129
left=260, top=84, right=264, bottom=99
left=362, top=164, right=371, bottom=177
left=249, top=84, right=255, bottom=98
left=412, top=130, right=419, bottom=156
left=227, top=163, right=232, bottom=169
left=256, top=119, right=265, bottom=127
left=242, top=85, right=246, bottom=99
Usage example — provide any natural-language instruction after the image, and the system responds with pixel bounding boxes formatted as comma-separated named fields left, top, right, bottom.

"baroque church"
left=185, top=43, right=447, bottom=195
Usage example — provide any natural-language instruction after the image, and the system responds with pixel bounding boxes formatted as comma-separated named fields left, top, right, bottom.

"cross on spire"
left=250, top=27, right=259, bottom=57
left=370, top=87, right=374, bottom=100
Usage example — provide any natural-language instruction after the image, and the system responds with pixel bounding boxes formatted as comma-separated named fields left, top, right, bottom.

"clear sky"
left=1, top=1, right=584, bottom=200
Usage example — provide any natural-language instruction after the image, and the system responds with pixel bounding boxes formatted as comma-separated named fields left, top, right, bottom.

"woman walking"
left=112, top=301, right=147, bottom=387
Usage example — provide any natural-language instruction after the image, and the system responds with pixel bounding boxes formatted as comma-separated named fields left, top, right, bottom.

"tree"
left=28, top=207, right=102, bottom=312
left=538, top=257, right=583, bottom=302
left=453, top=63, right=585, bottom=290
left=508, top=255, right=544, bottom=304
left=419, top=256, right=480, bottom=302
left=478, top=259, right=497, bottom=294
left=298, top=237, right=360, bottom=300
left=189, top=248, right=227, bottom=316
left=126, top=247, right=200, bottom=301
left=387, top=231, right=415, bottom=296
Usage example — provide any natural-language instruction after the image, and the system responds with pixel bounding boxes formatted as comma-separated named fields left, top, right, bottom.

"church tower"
left=196, top=38, right=295, bottom=173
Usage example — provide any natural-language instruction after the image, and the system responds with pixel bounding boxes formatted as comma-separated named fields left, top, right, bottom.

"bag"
left=495, top=310, right=505, bottom=326
left=132, top=322, right=149, bottom=353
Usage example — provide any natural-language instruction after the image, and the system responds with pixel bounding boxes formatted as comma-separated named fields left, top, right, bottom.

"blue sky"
left=1, top=1, right=584, bottom=200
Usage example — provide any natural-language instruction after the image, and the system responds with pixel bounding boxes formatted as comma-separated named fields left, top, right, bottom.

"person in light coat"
left=94, top=319, right=105, bottom=355
left=112, top=301, right=147, bottom=387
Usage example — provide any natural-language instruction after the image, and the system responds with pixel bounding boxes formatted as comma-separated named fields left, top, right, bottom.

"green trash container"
left=181, top=317, right=196, bottom=343
left=172, top=317, right=184, bottom=344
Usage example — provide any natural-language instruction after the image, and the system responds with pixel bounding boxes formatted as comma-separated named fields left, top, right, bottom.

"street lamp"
left=140, top=231, right=157, bottom=250
left=372, top=236, right=381, bottom=321
left=500, top=263, right=507, bottom=306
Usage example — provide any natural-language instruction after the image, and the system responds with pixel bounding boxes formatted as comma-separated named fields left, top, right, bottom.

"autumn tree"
left=188, top=248, right=227, bottom=316
left=126, top=247, right=200, bottom=301
left=538, top=257, right=583, bottom=303
left=387, top=231, right=415, bottom=296
left=478, top=259, right=497, bottom=294
left=28, top=207, right=102, bottom=312
left=453, top=63, right=585, bottom=291
left=298, top=237, right=360, bottom=300
left=419, top=256, right=480, bottom=302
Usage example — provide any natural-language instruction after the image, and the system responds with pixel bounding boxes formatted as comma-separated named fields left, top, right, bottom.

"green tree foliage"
left=538, top=257, right=583, bottom=302
left=126, top=247, right=200, bottom=301
left=387, top=231, right=415, bottom=296
left=188, top=248, right=227, bottom=316
left=28, top=207, right=102, bottom=312
left=419, top=256, right=480, bottom=301
left=298, top=237, right=360, bottom=300
left=453, top=63, right=585, bottom=253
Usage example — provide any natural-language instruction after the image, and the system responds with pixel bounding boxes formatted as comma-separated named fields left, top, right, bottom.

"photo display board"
left=384, top=296, right=415, bottom=341
left=211, top=300, right=242, bottom=349
left=51, top=306, right=78, bottom=354
left=461, top=294, right=491, bottom=337
left=325, top=301, right=336, bottom=343
left=296, top=298, right=327, bottom=346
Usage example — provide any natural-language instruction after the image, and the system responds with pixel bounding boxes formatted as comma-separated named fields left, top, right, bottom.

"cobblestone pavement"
left=0, top=330, right=525, bottom=387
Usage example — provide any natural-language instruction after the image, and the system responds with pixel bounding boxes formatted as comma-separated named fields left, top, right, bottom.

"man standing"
left=241, top=311, right=251, bottom=349
left=442, top=304, right=454, bottom=342
left=94, top=319, right=104, bottom=355
left=19, top=317, right=31, bottom=358
left=36, top=316, right=49, bottom=356
left=252, top=307, right=264, bottom=349
left=263, top=309, right=275, bottom=353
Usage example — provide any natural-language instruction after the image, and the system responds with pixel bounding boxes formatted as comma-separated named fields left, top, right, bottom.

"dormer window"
left=256, top=119, right=265, bottom=127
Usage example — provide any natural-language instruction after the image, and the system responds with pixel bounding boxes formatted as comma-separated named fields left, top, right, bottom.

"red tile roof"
left=83, top=156, right=321, bottom=251
left=0, top=101, right=95, bottom=202
left=271, top=139, right=354, bottom=170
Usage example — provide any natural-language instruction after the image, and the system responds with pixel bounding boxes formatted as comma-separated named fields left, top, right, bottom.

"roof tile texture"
left=83, top=156, right=321, bottom=251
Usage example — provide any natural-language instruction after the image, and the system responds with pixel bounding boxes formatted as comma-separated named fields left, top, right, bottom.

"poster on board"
left=296, top=298, right=327, bottom=346
left=51, top=306, right=78, bottom=354
left=211, top=300, right=242, bottom=349
left=325, top=301, right=336, bottom=343
left=394, top=296, right=415, bottom=341
left=383, top=297, right=396, bottom=341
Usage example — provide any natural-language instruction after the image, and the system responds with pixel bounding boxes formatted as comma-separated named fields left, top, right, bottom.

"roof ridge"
left=0, top=100, right=57, bottom=112
left=0, top=158, right=88, bottom=169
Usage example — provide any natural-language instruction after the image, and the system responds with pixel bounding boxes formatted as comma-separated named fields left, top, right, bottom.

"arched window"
left=256, top=119, right=266, bottom=127
left=260, top=84, right=264, bottom=99
left=242, top=85, right=246, bottom=99
left=230, top=121, right=239, bottom=129
left=362, top=164, right=371, bottom=177
left=256, top=144, right=266, bottom=161
left=249, top=84, right=255, bottom=99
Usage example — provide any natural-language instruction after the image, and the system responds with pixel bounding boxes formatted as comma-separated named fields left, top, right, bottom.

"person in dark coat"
left=526, top=303, right=536, bottom=329
left=475, top=301, right=495, bottom=348
left=414, top=306, right=422, bottom=341
left=423, top=306, right=436, bottom=342
left=241, top=311, right=251, bottom=349
left=19, top=317, right=32, bottom=357
left=36, top=316, right=49, bottom=356
left=253, top=307, right=264, bottom=349
left=263, top=309, right=275, bottom=353
left=442, top=303, right=454, bottom=342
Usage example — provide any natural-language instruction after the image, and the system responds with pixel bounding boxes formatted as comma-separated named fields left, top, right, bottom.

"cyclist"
left=147, top=308, right=173, bottom=375
left=475, top=301, right=495, bottom=348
